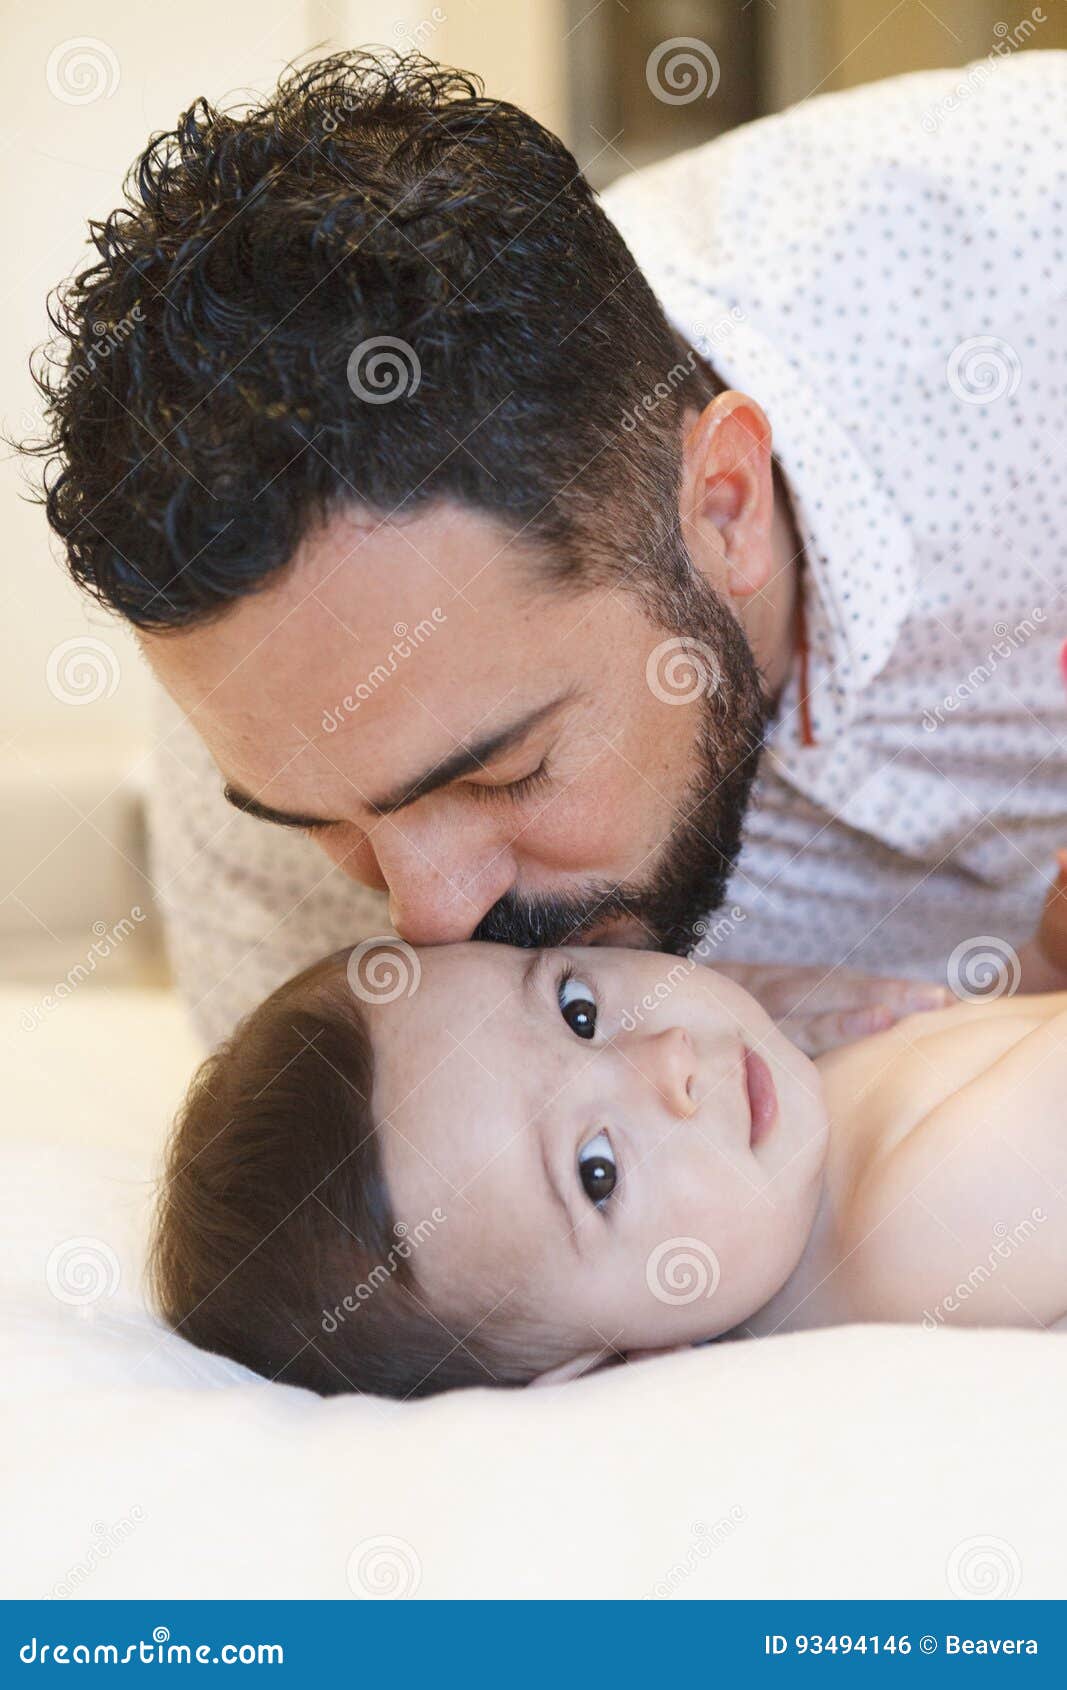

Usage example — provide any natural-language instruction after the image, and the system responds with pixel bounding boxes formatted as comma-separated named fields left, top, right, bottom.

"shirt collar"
left=658, top=278, right=917, bottom=742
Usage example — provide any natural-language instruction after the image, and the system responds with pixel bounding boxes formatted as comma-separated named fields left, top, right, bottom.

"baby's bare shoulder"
left=837, top=1007, right=1067, bottom=1328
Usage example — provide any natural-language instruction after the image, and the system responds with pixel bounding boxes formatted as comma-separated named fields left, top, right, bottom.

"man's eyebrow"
left=222, top=786, right=340, bottom=831
left=222, top=691, right=576, bottom=831
left=365, top=692, right=575, bottom=817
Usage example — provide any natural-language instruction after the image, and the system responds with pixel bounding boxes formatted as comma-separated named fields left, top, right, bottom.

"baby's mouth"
left=743, top=1047, right=779, bottom=1148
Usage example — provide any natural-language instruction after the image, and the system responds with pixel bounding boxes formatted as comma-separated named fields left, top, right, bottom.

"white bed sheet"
left=2, top=985, right=1064, bottom=1599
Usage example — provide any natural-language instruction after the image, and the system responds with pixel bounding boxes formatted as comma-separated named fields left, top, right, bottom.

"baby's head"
left=150, top=941, right=829, bottom=1397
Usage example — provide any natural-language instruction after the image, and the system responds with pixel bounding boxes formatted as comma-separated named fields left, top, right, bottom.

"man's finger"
left=871, top=979, right=953, bottom=1013
left=782, top=1004, right=895, bottom=1057
left=780, top=975, right=951, bottom=1018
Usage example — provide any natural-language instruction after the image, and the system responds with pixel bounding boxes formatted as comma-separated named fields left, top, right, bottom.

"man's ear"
left=680, top=389, right=775, bottom=600
left=527, top=1349, right=616, bottom=1388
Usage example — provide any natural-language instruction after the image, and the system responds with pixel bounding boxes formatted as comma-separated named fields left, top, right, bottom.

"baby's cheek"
left=597, top=1236, right=723, bottom=1347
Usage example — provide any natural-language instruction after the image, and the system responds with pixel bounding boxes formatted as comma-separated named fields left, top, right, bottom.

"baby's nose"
left=630, top=1026, right=700, bottom=1119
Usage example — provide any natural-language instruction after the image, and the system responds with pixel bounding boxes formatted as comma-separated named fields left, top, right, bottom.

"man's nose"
left=618, top=1026, right=699, bottom=1119
left=373, top=824, right=517, bottom=945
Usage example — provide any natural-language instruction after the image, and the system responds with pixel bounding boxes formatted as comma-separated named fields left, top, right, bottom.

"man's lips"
left=744, top=1047, right=779, bottom=1148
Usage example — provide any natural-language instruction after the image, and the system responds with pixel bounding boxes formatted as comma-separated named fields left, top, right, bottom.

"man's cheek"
left=526, top=780, right=647, bottom=873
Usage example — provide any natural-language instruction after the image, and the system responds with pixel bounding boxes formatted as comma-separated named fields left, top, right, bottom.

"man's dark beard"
left=472, top=569, right=770, bottom=957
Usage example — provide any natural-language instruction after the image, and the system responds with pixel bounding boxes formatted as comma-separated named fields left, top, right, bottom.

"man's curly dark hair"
left=20, top=49, right=719, bottom=631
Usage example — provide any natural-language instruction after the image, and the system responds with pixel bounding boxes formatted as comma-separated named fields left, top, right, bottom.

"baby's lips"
left=1060, top=638, right=1067, bottom=688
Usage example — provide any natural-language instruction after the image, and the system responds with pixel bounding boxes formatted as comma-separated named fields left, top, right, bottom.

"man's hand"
left=712, top=961, right=952, bottom=1056
left=1017, top=850, right=1067, bottom=994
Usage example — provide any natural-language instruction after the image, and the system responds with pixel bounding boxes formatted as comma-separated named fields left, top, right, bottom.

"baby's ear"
left=527, top=1349, right=613, bottom=1388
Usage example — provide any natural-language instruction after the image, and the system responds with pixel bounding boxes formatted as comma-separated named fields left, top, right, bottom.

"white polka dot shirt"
left=601, top=49, right=1067, bottom=983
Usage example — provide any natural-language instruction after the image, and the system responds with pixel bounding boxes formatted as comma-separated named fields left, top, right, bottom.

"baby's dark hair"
left=149, top=950, right=589, bottom=1399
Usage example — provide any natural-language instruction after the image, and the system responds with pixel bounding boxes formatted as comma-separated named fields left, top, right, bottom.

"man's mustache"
left=471, top=884, right=648, bottom=950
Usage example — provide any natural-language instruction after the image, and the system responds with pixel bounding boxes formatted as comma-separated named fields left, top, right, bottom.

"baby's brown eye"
left=559, top=974, right=597, bottom=1039
left=578, top=1131, right=617, bottom=1207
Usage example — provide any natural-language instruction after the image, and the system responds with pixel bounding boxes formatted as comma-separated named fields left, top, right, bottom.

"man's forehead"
left=138, top=499, right=562, bottom=716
